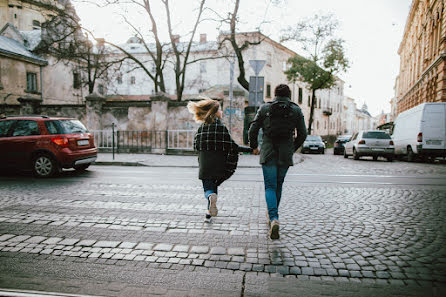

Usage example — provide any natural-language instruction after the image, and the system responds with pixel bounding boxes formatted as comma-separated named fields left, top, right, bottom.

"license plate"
left=426, top=140, right=442, bottom=145
left=372, top=148, right=384, bottom=151
left=77, top=140, right=89, bottom=146
left=310, top=147, right=318, bottom=150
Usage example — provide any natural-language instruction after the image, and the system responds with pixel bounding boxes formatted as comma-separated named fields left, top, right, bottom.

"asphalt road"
left=0, top=152, right=445, bottom=296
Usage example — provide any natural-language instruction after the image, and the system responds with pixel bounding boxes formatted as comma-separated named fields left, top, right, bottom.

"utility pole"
left=229, top=55, right=235, bottom=134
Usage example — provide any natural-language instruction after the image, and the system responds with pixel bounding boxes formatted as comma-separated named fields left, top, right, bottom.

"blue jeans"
left=262, top=159, right=289, bottom=221
left=202, top=179, right=219, bottom=210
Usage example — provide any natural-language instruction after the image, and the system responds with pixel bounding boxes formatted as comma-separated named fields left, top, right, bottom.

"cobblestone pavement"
left=0, top=152, right=445, bottom=296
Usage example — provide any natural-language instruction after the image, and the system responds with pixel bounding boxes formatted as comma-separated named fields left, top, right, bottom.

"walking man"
left=249, top=84, right=307, bottom=239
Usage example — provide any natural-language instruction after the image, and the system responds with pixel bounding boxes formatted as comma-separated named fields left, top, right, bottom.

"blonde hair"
left=187, top=98, right=221, bottom=124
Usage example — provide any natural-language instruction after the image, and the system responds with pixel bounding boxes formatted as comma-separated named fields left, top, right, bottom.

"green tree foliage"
left=281, top=14, right=349, bottom=135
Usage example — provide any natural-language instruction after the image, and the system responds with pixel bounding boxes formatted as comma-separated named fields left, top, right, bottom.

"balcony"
left=323, top=107, right=332, bottom=116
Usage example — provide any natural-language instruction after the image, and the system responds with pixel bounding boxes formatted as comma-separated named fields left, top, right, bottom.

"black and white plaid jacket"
left=194, top=118, right=239, bottom=179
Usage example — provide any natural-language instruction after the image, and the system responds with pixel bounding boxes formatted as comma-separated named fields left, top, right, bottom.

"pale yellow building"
left=0, top=0, right=67, bottom=31
left=396, top=0, right=446, bottom=114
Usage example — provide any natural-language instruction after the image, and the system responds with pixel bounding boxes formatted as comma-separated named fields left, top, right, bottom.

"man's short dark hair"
left=274, top=84, right=291, bottom=98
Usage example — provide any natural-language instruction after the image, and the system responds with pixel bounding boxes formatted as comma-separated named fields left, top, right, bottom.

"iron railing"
left=91, top=129, right=195, bottom=153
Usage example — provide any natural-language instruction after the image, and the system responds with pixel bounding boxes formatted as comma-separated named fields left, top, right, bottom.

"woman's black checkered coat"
left=194, top=118, right=240, bottom=182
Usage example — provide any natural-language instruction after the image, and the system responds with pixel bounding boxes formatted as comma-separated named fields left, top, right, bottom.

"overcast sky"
left=72, top=0, right=412, bottom=117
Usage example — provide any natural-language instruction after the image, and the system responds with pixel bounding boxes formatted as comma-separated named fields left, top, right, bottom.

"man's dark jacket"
left=248, top=96, right=307, bottom=166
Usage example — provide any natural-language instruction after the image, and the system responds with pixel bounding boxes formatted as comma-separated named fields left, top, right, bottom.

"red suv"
left=0, top=115, right=97, bottom=177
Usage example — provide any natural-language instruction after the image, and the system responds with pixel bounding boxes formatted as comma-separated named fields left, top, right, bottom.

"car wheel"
left=344, top=150, right=348, bottom=158
left=373, top=156, right=378, bottom=161
left=33, top=153, right=58, bottom=178
left=74, top=164, right=90, bottom=171
left=321, top=149, right=325, bottom=154
left=387, top=156, right=393, bottom=162
left=407, top=146, right=415, bottom=162
left=353, top=148, right=360, bottom=160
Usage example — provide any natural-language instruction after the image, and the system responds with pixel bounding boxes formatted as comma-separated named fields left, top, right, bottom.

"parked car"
left=0, top=115, right=97, bottom=177
left=301, top=135, right=325, bottom=154
left=344, top=130, right=394, bottom=161
left=392, top=102, right=446, bottom=162
left=333, top=135, right=352, bottom=155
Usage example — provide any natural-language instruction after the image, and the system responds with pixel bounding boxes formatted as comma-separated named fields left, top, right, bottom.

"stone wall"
left=1, top=92, right=248, bottom=153
left=0, top=104, right=21, bottom=116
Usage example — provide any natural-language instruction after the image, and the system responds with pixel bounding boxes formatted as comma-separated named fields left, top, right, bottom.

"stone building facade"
left=0, top=0, right=69, bottom=31
left=343, top=97, right=376, bottom=134
left=0, top=1, right=103, bottom=107
left=396, top=0, right=446, bottom=114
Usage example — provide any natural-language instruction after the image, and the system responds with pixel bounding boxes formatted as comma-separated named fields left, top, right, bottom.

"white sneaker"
left=269, top=220, right=280, bottom=240
left=208, top=193, right=218, bottom=217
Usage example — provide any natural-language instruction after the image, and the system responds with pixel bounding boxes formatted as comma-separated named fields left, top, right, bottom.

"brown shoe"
left=269, top=220, right=280, bottom=240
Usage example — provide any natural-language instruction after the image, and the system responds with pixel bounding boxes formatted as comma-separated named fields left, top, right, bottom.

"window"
left=267, top=52, right=272, bottom=67
left=362, top=131, right=391, bottom=139
left=130, top=76, right=136, bottom=84
left=282, top=61, right=287, bottom=71
left=319, top=99, right=321, bottom=109
left=308, top=96, right=311, bottom=107
left=26, top=72, right=38, bottom=92
left=32, top=20, right=40, bottom=30
left=12, top=120, right=40, bottom=136
left=117, top=75, right=122, bottom=84
left=45, top=120, right=87, bottom=135
left=0, top=120, right=15, bottom=137
left=73, top=72, right=81, bottom=89
left=266, top=84, right=271, bottom=97
left=200, top=61, right=206, bottom=73
left=298, top=88, right=302, bottom=104
left=98, top=84, right=104, bottom=95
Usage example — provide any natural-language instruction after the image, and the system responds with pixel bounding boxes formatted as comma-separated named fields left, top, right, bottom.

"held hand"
left=252, top=148, right=260, bottom=155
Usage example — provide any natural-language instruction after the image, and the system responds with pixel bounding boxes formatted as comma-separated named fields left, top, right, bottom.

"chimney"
left=173, top=35, right=180, bottom=44
left=200, top=33, right=207, bottom=44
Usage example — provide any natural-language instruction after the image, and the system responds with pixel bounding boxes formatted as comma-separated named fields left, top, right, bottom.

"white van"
left=392, top=102, right=446, bottom=161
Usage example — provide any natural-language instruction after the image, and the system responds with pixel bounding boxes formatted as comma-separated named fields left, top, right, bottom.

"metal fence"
left=91, top=129, right=195, bottom=152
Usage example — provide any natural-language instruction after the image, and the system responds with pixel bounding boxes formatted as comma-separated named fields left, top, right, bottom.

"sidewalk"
left=94, top=152, right=303, bottom=168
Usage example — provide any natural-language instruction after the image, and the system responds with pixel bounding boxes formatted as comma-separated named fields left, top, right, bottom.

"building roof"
left=20, top=30, right=43, bottom=51
left=0, top=35, right=47, bottom=65
left=110, top=40, right=220, bottom=55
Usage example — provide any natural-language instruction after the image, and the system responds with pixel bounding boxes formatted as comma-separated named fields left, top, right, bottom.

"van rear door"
left=422, top=104, right=446, bottom=150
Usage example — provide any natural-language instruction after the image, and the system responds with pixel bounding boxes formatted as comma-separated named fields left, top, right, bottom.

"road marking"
left=0, top=289, right=102, bottom=297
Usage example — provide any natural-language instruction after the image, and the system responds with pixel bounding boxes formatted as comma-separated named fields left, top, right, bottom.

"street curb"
left=0, top=288, right=103, bottom=297
left=93, top=162, right=262, bottom=168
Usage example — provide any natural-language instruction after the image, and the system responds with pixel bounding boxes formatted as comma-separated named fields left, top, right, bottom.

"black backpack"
left=264, top=101, right=296, bottom=141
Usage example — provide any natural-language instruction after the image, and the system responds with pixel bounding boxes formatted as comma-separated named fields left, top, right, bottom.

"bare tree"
left=162, top=0, right=206, bottom=101
left=78, top=0, right=223, bottom=100
left=36, top=11, right=125, bottom=95
left=212, top=0, right=285, bottom=92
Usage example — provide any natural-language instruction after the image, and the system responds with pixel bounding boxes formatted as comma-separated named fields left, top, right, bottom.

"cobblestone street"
left=0, top=152, right=445, bottom=296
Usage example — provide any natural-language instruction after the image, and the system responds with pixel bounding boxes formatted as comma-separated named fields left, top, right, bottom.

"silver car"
left=301, top=135, right=325, bottom=154
left=344, top=130, right=394, bottom=161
